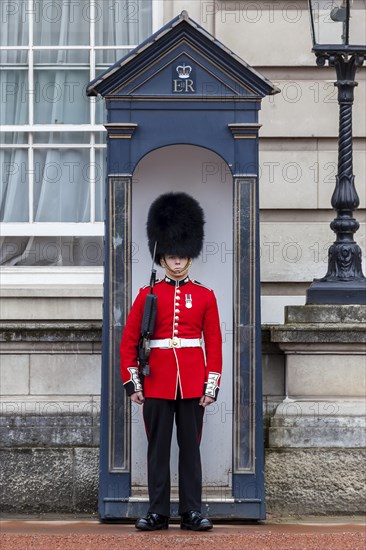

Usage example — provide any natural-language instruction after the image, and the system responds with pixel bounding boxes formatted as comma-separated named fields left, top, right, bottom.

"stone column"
left=265, top=305, right=366, bottom=515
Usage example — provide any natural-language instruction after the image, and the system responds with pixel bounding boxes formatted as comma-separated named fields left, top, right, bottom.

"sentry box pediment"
left=87, top=11, right=278, bottom=102
left=87, top=11, right=279, bottom=165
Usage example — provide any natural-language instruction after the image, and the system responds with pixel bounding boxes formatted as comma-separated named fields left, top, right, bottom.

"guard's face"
left=164, top=255, right=189, bottom=273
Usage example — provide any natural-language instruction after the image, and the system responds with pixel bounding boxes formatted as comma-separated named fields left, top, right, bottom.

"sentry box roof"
left=86, top=10, right=279, bottom=101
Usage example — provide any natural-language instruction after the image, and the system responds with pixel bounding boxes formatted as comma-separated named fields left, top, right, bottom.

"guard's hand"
left=130, top=391, right=145, bottom=404
left=199, top=395, right=215, bottom=407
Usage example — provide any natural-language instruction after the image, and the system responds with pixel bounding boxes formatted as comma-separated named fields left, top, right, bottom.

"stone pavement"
left=0, top=516, right=365, bottom=550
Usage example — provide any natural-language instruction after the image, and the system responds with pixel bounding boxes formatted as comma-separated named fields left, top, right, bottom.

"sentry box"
left=87, top=11, right=279, bottom=521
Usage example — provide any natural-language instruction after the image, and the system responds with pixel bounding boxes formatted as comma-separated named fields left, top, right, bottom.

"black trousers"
left=142, top=392, right=205, bottom=517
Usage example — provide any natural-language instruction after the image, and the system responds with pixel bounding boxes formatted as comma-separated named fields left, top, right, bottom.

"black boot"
left=135, top=512, right=169, bottom=531
left=180, top=511, right=213, bottom=531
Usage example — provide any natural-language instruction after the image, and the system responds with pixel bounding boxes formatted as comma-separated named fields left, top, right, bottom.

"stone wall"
left=0, top=318, right=284, bottom=515
left=266, top=305, right=366, bottom=516
left=0, top=296, right=102, bottom=514
left=1, top=311, right=364, bottom=516
left=167, top=0, right=366, bottom=320
left=265, top=448, right=366, bottom=515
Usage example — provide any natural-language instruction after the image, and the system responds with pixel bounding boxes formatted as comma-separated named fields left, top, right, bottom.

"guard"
left=120, top=192, right=223, bottom=531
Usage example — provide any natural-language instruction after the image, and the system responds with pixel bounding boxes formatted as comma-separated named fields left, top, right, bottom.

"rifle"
left=137, top=242, right=158, bottom=377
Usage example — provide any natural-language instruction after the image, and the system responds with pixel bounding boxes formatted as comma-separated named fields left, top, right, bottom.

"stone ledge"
left=0, top=415, right=100, bottom=447
left=286, top=304, right=366, bottom=324
left=0, top=322, right=102, bottom=344
left=271, top=324, right=366, bottom=345
left=0, top=286, right=103, bottom=298
left=261, top=327, right=285, bottom=354
left=0, top=341, right=102, bottom=353
left=269, top=401, right=366, bottom=448
left=271, top=304, right=366, bottom=346
left=0, top=396, right=101, bottom=411
left=271, top=400, right=366, bottom=419
left=269, top=426, right=366, bottom=448
left=0, top=397, right=101, bottom=447
left=1, top=296, right=103, bottom=321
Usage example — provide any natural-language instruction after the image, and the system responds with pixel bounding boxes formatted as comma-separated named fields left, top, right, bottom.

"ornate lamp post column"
left=307, top=0, right=366, bottom=304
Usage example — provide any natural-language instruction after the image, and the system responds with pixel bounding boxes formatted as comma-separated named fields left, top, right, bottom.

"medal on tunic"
left=185, top=294, right=192, bottom=309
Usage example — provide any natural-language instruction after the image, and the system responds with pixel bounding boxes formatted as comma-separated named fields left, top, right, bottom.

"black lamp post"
left=306, top=0, right=366, bottom=304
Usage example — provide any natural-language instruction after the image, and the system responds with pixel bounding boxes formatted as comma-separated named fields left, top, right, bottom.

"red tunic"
left=120, top=276, right=222, bottom=400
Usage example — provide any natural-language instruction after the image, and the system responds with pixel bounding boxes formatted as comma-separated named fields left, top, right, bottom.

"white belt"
left=150, top=337, right=202, bottom=349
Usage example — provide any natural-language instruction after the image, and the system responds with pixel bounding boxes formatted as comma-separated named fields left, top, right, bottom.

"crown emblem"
left=176, top=63, right=192, bottom=79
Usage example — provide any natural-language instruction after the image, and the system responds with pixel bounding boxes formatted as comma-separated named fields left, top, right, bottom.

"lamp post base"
left=306, top=280, right=366, bottom=305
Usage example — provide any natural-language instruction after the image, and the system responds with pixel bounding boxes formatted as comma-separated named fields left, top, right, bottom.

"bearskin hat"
left=147, top=192, right=205, bottom=264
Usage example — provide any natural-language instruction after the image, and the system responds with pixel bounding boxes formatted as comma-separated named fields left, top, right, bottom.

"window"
left=0, top=0, right=157, bottom=276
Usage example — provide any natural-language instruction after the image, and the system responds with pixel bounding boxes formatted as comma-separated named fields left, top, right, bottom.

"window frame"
left=0, top=0, right=162, bottom=282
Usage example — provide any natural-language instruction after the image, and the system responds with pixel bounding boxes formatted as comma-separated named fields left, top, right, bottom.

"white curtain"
left=95, top=0, right=152, bottom=63
left=0, top=0, right=152, bottom=266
